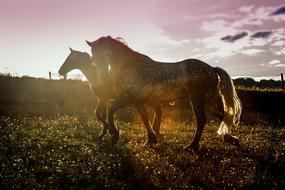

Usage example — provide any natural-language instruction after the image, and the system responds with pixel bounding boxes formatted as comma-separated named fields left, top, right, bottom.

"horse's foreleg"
left=133, top=103, right=158, bottom=144
left=107, top=98, right=129, bottom=144
left=95, top=100, right=108, bottom=140
left=185, top=99, right=206, bottom=153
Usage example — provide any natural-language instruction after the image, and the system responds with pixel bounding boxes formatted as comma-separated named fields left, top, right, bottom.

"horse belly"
left=150, top=81, right=186, bottom=102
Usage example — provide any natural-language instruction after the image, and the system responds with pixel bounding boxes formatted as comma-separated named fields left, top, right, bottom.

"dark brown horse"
left=87, top=36, right=242, bottom=152
left=58, top=48, right=162, bottom=144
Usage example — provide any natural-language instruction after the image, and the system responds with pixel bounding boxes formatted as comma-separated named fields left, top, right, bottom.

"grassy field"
left=0, top=76, right=285, bottom=189
left=1, top=115, right=285, bottom=189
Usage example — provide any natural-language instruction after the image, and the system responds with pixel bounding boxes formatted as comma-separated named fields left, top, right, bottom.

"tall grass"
left=1, top=115, right=284, bottom=189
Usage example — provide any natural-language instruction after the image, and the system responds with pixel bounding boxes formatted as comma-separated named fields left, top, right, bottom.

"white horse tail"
left=215, top=67, right=242, bottom=136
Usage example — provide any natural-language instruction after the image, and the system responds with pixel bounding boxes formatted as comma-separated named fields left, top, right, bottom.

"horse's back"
left=182, top=59, right=215, bottom=74
left=180, top=59, right=218, bottom=97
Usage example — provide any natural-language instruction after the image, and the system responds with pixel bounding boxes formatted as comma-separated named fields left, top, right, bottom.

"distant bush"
left=0, top=76, right=284, bottom=125
left=234, top=78, right=283, bottom=89
left=0, top=72, right=13, bottom=78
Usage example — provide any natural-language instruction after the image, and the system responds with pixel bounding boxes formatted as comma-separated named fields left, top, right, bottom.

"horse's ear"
left=86, top=40, right=93, bottom=47
left=69, top=47, right=74, bottom=52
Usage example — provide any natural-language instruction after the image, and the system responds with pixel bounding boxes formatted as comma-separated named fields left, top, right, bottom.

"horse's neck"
left=110, top=48, right=145, bottom=72
left=79, top=64, right=97, bottom=85
left=80, top=63, right=115, bottom=99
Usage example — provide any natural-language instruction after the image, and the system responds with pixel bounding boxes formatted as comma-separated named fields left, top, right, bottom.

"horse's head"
left=86, top=36, right=133, bottom=67
left=86, top=37, right=116, bottom=78
left=86, top=36, right=114, bottom=64
left=58, top=48, right=91, bottom=76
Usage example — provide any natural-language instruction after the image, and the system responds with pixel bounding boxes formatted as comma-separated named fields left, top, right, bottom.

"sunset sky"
left=1, top=0, right=285, bottom=78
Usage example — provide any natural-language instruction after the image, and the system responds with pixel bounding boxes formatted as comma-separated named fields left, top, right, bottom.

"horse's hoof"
left=146, top=132, right=158, bottom=143
left=224, top=134, right=240, bottom=147
left=96, top=137, right=103, bottom=143
left=184, top=144, right=200, bottom=153
left=97, top=134, right=105, bottom=141
left=111, top=134, right=119, bottom=144
left=155, top=133, right=163, bottom=139
left=144, top=140, right=157, bottom=148
left=145, top=137, right=158, bottom=145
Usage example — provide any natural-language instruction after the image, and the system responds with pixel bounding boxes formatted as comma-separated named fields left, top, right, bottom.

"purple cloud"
left=221, top=32, right=248, bottom=43
left=251, top=31, right=272, bottom=38
left=271, top=6, right=285, bottom=15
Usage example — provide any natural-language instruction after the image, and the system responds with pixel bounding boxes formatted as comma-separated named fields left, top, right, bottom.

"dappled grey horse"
left=58, top=48, right=162, bottom=144
left=87, top=36, right=242, bottom=152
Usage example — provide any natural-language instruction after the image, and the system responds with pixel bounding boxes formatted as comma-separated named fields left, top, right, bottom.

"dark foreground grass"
left=0, top=115, right=285, bottom=189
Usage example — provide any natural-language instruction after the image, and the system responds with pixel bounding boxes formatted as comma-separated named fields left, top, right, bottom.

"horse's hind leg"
left=95, top=100, right=108, bottom=140
left=219, top=114, right=240, bottom=147
left=147, top=102, right=162, bottom=136
left=107, top=98, right=129, bottom=144
left=184, top=98, right=206, bottom=153
left=134, top=103, right=158, bottom=144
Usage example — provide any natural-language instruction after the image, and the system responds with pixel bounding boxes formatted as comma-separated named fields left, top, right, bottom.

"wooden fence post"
left=49, top=71, right=51, bottom=80
left=281, top=73, right=284, bottom=89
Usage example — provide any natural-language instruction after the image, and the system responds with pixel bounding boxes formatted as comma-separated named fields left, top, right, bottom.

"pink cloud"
left=241, top=49, right=265, bottom=56
left=274, top=64, right=285, bottom=67
left=239, top=5, right=255, bottom=13
left=269, top=59, right=281, bottom=65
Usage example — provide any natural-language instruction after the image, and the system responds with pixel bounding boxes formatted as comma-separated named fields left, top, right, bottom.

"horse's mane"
left=115, top=37, right=128, bottom=46
left=94, top=36, right=129, bottom=50
left=93, top=36, right=153, bottom=64
left=96, top=36, right=152, bottom=62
